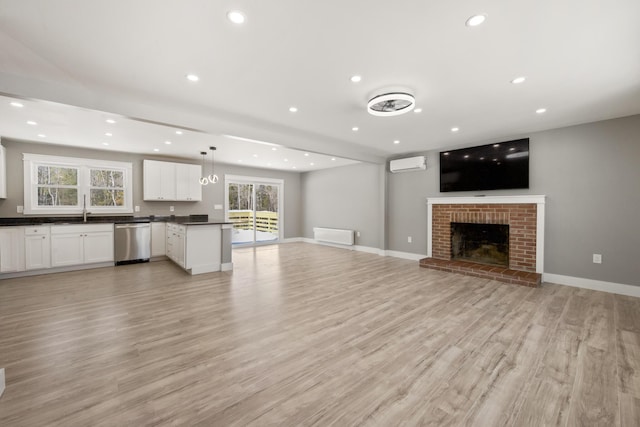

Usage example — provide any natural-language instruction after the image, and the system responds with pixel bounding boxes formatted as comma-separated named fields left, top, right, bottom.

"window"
left=37, top=165, right=79, bottom=206
left=90, top=168, right=125, bottom=207
left=23, top=154, right=133, bottom=215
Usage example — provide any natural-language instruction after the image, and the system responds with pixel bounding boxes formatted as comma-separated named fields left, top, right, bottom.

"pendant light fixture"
left=207, top=146, right=219, bottom=184
left=199, top=151, right=209, bottom=185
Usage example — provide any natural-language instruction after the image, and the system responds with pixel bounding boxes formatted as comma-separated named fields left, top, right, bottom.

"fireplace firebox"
left=451, top=222, right=509, bottom=267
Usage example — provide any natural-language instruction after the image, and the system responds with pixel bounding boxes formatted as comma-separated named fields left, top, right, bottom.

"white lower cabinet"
left=166, top=223, right=186, bottom=268
left=0, top=227, right=25, bottom=273
left=51, top=224, right=114, bottom=267
left=24, top=226, right=51, bottom=270
left=166, top=222, right=224, bottom=275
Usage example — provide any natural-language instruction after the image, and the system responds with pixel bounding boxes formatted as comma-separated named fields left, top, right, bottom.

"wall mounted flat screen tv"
left=440, top=138, right=529, bottom=192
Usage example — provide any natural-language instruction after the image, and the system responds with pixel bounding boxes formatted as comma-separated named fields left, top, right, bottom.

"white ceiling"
left=0, top=1, right=639, bottom=170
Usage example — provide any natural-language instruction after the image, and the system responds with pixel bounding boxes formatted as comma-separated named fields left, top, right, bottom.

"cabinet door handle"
left=42, top=236, right=45, bottom=239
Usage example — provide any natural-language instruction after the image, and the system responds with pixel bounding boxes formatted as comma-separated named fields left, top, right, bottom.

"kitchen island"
left=165, top=221, right=233, bottom=275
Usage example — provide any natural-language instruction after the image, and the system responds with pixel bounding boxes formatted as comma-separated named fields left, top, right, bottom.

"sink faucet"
left=83, top=194, right=91, bottom=222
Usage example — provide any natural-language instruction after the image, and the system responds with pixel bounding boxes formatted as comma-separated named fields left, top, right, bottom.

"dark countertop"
left=0, top=214, right=227, bottom=227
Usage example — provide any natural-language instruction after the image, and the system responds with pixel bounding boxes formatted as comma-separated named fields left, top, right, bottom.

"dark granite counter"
left=0, top=214, right=220, bottom=227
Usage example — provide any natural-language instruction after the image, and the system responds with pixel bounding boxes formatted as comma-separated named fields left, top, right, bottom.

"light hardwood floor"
left=0, top=242, right=639, bottom=426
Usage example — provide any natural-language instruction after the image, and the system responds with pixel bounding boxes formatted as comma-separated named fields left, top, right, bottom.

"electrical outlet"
left=134, top=205, right=140, bottom=212
left=593, top=254, right=602, bottom=264
left=169, top=206, right=175, bottom=212
left=408, top=236, right=412, bottom=243
left=356, top=231, right=361, bottom=237
left=17, top=205, right=24, bottom=213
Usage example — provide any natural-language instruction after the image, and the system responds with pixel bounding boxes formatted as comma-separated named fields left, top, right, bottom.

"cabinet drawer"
left=24, top=226, right=50, bottom=236
left=51, top=223, right=114, bottom=234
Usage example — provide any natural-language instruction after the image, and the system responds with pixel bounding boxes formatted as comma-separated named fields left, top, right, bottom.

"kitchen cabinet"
left=143, top=160, right=201, bottom=201
left=51, top=224, right=114, bottom=267
left=151, top=222, right=166, bottom=257
left=24, top=226, right=51, bottom=270
left=0, top=227, right=25, bottom=273
left=165, top=222, right=232, bottom=275
left=176, top=163, right=202, bottom=201
left=166, top=223, right=186, bottom=268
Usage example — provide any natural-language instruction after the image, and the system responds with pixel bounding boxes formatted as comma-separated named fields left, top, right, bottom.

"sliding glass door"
left=225, top=176, right=283, bottom=245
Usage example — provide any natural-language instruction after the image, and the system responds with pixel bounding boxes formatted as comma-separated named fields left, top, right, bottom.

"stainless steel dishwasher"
left=114, top=222, right=151, bottom=265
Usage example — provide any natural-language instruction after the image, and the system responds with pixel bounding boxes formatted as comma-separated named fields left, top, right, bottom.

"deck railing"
left=228, top=210, right=279, bottom=233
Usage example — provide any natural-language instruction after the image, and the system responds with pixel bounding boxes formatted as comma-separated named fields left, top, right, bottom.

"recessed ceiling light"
left=105, top=132, right=112, bottom=137
left=509, top=147, right=516, bottom=151
left=186, top=74, right=199, bottom=82
left=443, top=152, right=450, bottom=156
left=253, top=154, right=258, bottom=158
left=304, top=153, right=309, bottom=157
left=175, top=130, right=183, bottom=135
left=511, top=76, right=526, bottom=84
left=284, top=158, right=288, bottom=162
left=10, top=101, right=23, bottom=108
left=102, top=142, right=109, bottom=146
left=38, top=134, right=46, bottom=138
left=27, top=120, right=37, bottom=125
left=238, top=159, right=243, bottom=163
left=289, top=106, right=298, bottom=113
left=466, top=14, right=487, bottom=27
left=493, top=144, right=500, bottom=147
left=414, top=108, right=422, bottom=113
left=267, top=163, right=272, bottom=166
left=350, top=75, right=362, bottom=83
left=105, top=119, right=116, bottom=124
left=310, top=163, right=314, bottom=166
left=393, top=140, right=400, bottom=144
left=536, top=108, right=547, bottom=114
left=352, top=126, right=359, bottom=132
left=331, top=158, right=336, bottom=161
left=292, top=166, right=297, bottom=169
left=165, top=141, right=172, bottom=145
left=464, top=155, right=470, bottom=159
left=451, top=127, right=460, bottom=132
left=271, top=147, right=277, bottom=151
left=227, top=10, right=245, bottom=24
left=153, top=148, right=160, bottom=152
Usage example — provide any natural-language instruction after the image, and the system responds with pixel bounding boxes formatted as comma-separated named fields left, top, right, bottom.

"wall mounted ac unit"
left=389, top=156, right=426, bottom=173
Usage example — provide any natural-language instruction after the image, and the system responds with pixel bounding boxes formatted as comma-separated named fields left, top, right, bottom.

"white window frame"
left=23, top=153, right=133, bottom=215
left=224, top=174, right=284, bottom=244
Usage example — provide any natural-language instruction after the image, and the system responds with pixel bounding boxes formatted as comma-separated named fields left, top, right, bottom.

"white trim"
left=426, top=195, right=546, bottom=273
left=221, top=262, right=233, bottom=271
left=224, top=174, right=284, bottom=244
left=282, top=237, right=304, bottom=243
left=0, top=367, right=4, bottom=398
left=543, top=273, right=640, bottom=298
left=427, top=195, right=546, bottom=205
left=384, top=250, right=427, bottom=261
left=23, top=153, right=133, bottom=215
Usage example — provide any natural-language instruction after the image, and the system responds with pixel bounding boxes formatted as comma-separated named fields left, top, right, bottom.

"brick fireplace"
left=420, top=195, right=545, bottom=287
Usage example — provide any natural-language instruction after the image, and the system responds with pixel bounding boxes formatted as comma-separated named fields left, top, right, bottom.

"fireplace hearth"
left=451, top=222, right=509, bottom=267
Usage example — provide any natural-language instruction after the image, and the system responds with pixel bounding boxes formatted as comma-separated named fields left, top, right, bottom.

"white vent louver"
left=389, top=156, right=426, bottom=173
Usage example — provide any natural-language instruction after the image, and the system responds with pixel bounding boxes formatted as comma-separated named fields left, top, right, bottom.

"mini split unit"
left=389, top=156, right=426, bottom=173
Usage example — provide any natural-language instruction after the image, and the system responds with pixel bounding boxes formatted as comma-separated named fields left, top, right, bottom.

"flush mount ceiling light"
left=367, top=92, right=415, bottom=117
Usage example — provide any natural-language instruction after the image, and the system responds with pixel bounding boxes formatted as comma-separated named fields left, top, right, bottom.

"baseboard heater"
left=313, top=227, right=355, bottom=246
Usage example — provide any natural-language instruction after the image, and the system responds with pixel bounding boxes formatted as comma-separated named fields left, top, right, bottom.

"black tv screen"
left=440, top=138, right=529, bottom=192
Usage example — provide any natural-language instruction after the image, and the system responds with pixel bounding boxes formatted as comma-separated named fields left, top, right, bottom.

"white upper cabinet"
left=176, top=163, right=202, bottom=201
left=143, top=160, right=201, bottom=201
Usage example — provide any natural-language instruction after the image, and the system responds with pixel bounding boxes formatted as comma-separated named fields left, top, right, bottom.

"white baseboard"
left=281, top=237, right=304, bottom=243
left=543, top=273, right=640, bottom=298
left=383, top=250, right=427, bottom=261
left=0, top=367, right=5, bottom=398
